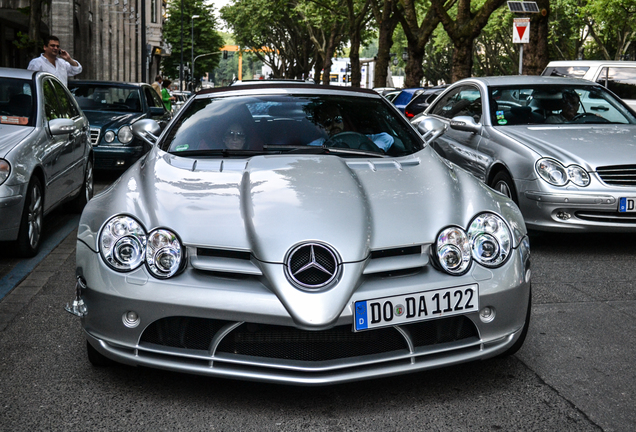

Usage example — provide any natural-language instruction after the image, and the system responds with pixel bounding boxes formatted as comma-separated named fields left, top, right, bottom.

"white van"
left=542, top=60, right=636, bottom=110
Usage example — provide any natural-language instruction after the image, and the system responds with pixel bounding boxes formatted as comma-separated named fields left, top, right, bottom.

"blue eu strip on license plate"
left=619, top=197, right=636, bottom=212
left=354, top=284, right=478, bottom=331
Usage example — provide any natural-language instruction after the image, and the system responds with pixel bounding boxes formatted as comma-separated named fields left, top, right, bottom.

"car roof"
left=68, top=80, right=148, bottom=87
left=196, top=83, right=380, bottom=97
left=0, top=67, right=37, bottom=80
left=546, top=60, right=636, bottom=67
left=457, top=75, right=602, bottom=86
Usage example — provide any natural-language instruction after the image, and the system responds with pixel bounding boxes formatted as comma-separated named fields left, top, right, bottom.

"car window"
left=543, top=66, right=590, bottom=78
left=489, top=84, right=636, bottom=125
left=69, top=84, right=142, bottom=112
left=51, top=79, right=80, bottom=118
left=161, top=94, right=424, bottom=157
left=429, top=85, right=482, bottom=122
left=596, top=67, right=636, bottom=100
left=0, top=77, right=34, bottom=126
left=145, top=86, right=164, bottom=109
left=43, top=79, right=64, bottom=121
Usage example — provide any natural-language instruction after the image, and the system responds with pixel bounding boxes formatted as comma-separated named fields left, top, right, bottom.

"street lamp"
left=191, top=15, right=200, bottom=91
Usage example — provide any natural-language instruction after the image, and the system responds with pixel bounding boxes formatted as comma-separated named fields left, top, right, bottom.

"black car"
left=68, top=81, right=172, bottom=170
left=404, top=85, right=448, bottom=119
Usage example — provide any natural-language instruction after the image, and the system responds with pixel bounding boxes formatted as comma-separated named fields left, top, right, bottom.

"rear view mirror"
left=415, top=117, right=448, bottom=144
left=48, top=118, right=76, bottom=135
left=450, top=115, right=482, bottom=134
left=132, top=119, right=161, bottom=146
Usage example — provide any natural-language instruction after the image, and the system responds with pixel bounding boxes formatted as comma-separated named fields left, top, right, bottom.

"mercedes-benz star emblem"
left=285, top=242, right=340, bottom=289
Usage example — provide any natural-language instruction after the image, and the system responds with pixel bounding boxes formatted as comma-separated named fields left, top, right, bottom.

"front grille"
left=597, top=165, right=636, bottom=186
left=139, top=315, right=478, bottom=362
left=575, top=211, right=636, bottom=224
left=89, top=128, right=100, bottom=146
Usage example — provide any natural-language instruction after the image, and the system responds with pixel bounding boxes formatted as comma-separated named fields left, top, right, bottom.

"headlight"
left=435, top=213, right=512, bottom=275
left=0, top=159, right=10, bottom=185
left=118, top=125, right=133, bottom=143
left=104, top=130, right=115, bottom=143
left=146, top=229, right=183, bottom=278
left=436, top=227, right=471, bottom=275
left=100, top=216, right=147, bottom=271
left=536, top=158, right=589, bottom=187
left=467, top=213, right=511, bottom=267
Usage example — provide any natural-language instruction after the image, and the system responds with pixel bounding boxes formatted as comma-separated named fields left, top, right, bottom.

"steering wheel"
left=323, top=131, right=384, bottom=153
left=570, top=112, right=609, bottom=124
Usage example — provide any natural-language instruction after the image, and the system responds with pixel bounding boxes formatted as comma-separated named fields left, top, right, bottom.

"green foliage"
left=162, top=0, right=225, bottom=81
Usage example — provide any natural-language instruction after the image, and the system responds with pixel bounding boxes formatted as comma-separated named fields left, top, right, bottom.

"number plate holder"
left=619, top=197, right=636, bottom=212
left=353, top=284, right=479, bottom=332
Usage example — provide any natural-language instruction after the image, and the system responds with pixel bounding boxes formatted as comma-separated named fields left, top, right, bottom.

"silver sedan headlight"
left=436, top=213, right=513, bottom=275
left=536, top=158, right=590, bottom=187
left=146, top=229, right=183, bottom=278
left=0, top=159, right=10, bottom=185
left=118, top=125, right=133, bottom=144
left=100, top=216, right=147, bottom=271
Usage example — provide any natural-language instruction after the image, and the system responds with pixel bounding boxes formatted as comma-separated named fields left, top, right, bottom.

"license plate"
left=619, top=198, right=636, bottom=212
left=353, top=284, right=479, bottom=331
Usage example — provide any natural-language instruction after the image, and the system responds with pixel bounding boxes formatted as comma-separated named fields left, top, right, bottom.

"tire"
left=490, top=170, right=518, bottom=205
left=86, top=340, right=114, bottom=367
left=68, top=159, right=94, bottom=214
left=16, top=177, right=44, bottom=258
left=498, top=286, right=531, bottom=358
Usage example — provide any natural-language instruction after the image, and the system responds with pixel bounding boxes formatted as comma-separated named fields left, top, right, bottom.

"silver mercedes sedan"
left=68, top=83, right=531, bottom=385
left=0, top=68, right=93, bottom=257
left=413, top=76, right=636, bottom=232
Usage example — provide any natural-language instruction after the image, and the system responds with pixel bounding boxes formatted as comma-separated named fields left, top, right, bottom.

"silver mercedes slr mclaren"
left=68, top=84, right=531, bottom=385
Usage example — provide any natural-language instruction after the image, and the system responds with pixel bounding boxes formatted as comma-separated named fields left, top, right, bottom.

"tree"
left=344, top=0, right=374, bottom=87
left=523, top=0, right=550, bottom=75
left=581, top=0, right=636, bottom=60
left=163, top=0, right=224, bottom=83
left=371, top=0, right=403, bottom=87
left=432, top=0, right=507, bottom=82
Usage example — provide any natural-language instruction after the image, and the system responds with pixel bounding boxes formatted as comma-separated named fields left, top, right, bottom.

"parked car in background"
left=542, top=60, right=636, bottom=110
left=68, top=81, right=172, bottom=171
left=392, top=87, right=424, bottom=114
left=413, top=75, right=636, bottom=232
left=170, top=90, right=192, bottom=114
left=0, top=68, right=93, bottom=257
left=404, top=85, right=448, bottom=119
left=68, top=83, right=531, bottom=385
left=382, top=89, right=401, bottom=102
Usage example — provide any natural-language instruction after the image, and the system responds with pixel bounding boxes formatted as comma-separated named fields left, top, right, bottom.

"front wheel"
left=490, top=171, right=518, bottom=205
left=16, top=177, right=44, bottom=257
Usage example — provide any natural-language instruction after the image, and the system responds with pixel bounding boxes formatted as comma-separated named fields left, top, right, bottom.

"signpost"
left=507, top=1, right=539, bottom=75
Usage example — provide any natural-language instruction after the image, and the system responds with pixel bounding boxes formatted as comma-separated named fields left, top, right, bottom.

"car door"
left=427, top=84, right=485, bottom=180
left=143, top=85, right=171, bottom=127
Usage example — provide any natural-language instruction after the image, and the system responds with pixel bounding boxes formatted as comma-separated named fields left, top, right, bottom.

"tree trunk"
left=523, top=0, right=550, bottom=75
left=28, top=0, right=44, bottom=59
left=372, top=0, right=400, bottom=88
left=451, top=40, right=473, bottom=82
left=404, top=45, right=425, bottom=87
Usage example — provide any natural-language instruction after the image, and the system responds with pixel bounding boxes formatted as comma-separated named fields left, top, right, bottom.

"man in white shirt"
left=27, top=36, right=82, bottom=87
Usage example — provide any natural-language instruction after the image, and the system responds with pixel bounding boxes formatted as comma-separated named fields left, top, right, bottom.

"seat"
left=9, top=94, right=32, bottom=118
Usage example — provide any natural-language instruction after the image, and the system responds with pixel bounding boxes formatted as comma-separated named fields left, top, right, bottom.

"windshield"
left=0, top=78, right=34, bottom=126
left=161, top=94, right=423, bottom=157
left=490, top=84, right=636, bottom=125
left=69, top=84, right=142, bottom=112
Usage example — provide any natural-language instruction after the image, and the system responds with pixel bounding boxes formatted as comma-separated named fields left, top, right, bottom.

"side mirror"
left=415, top=116, right=448, bottom=144
left=449, top=115, right=482, bottom=134
left=149, top=106, right=166, bottom=116
left=48, top=118, right=76, bottom=135
left=132, top=119, right=161, bottom=146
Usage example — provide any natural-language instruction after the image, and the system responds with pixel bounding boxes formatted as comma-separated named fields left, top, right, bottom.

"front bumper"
left=93, top=143, right=146, bottom=171
left=0, top=183, right=26, bottom=241
left=74, top=239, right=531, bottom=385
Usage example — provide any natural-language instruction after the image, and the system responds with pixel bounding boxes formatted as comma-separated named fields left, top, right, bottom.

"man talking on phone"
left=27, top=35, right=82, bottom=87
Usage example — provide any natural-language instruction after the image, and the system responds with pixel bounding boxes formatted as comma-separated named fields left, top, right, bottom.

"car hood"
left=84, top=110, right=143, bottom=128
left=0, top=125, right=34, bottom=157
left=495, top=125, right=636, bottom=168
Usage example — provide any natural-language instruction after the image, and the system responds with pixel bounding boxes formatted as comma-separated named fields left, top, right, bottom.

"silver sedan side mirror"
left=48, top=118, right=76, bottom=135
left=415, top=116, right=448, bottom=144
left=132, top=119, right=161, bottom=146
left=450, top=115, right=482, bottom=134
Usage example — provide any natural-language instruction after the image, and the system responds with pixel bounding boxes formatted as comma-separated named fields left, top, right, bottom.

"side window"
left=43, top=80, right=63, bottom=121
left=429, top=85, right=482, bottom=122
left=145, top=87, right=163, bottom=109
left=51, top=80, right=80, bottom=118
left=596, top=67, right=636, bottom=100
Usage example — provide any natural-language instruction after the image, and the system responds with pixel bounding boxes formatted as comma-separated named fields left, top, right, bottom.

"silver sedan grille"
left=597, top=165, right=636, bottom=186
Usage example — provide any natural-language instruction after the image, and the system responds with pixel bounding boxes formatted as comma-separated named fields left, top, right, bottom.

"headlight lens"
left=0, top=159, right=10, bottom=185
left=146, top=229, right=183, bottom=278
left=436, top=227, right=471, bottom=275
left=104, top=130, right=115, bottom=143
left=100, top=216, right=147, bottom=271
left=118, top=125, right=133, bottom=143
left=468, top=213, right=511, bottom=267
left=536, top=158, right=589, bottom=187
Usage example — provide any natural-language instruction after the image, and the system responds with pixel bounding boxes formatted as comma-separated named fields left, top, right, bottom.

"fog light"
left=122, top=310, right=140, bottom=328
left=480, top=306, right=496, bottom=323
left=556, top=211, right=571, bottom=220
left=116, top=160, right=125, bottom=166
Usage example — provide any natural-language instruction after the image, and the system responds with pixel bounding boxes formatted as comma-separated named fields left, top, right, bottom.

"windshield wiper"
left=170, top=149, right=269, bottom=157
left=262, top=145, right=386, bottom=158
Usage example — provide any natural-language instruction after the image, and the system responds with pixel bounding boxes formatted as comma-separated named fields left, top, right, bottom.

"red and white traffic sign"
left=513, top=18, right=530, bottom=43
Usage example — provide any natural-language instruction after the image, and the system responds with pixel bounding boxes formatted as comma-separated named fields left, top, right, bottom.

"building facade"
left=0, top=0, right=165, bottom=83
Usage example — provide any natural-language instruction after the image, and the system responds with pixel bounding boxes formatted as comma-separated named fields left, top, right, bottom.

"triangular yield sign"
left=516, top=25, right=527, bottom=40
